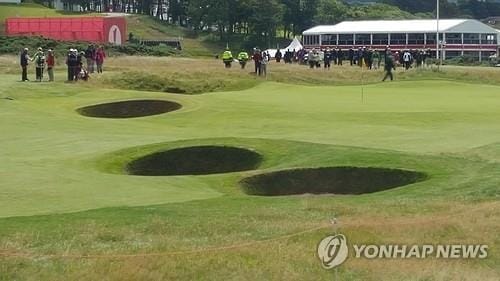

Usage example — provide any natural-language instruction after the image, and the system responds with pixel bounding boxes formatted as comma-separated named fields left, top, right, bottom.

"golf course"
left=0, top=56, right=499, bottom=280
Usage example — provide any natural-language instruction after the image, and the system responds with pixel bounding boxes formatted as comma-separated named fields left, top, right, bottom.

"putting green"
left=1, top=76, right=500, bottom=218
left=0, top=73, right=500, bottom=217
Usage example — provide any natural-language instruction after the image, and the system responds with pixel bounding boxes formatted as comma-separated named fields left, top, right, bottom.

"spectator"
left=348, top=47, right=354, bottom=66
left=260, top=51, right=268, bottom=77
left=66, top=49, right=79, bottom=81
left=47, top=49, right=55, bottom=82
left=76, top=51, right=85, bottom=80
left=383, top=49, right=396, bottom=82
left=373, top=50, right=381, bottom=69
left=252, top=48, right=262, bottom=75
left=20, top=48, right=30, bottom=82
left=337, top=47, right=343, bottom=66
left=95, top=46, right=106, bottom=73
left=403, top=50, right=412, bottom=70
left=323, top=48, right=331, bottom=70
left=85, top=44, right=96, bottom=73
left=275, top=49, right=282, bottom=63
left=32, top=47, right=46, bottom=82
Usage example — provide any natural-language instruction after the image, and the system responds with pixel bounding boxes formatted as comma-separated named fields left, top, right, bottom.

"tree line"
left=49, top=0, right=500, bottom=47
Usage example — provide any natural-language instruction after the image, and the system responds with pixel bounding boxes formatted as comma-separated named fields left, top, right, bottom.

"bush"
left=444, top=55, right=488, bottom=66
left=0, top=35, right=177, bottom=58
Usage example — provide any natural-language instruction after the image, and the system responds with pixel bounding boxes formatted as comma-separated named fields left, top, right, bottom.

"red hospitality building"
left=5, top=16, right=127, bottom=45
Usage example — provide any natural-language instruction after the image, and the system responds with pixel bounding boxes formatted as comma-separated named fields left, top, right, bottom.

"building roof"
left=303, top=19, right=500, bottom=35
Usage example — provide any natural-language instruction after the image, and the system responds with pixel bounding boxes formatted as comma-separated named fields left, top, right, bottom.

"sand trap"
left=240, top=167, right=427, bottom=196
left=126, top=146, right=263, bottom=176
left=77, top=99, right=181, bottom=118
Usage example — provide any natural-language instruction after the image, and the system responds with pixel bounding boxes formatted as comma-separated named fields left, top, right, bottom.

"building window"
left=445, top=33, right=461, bottom=44
left=390, top=33, right=406, bottom=45
left=426, top=33, right=444, bottom=45
left=463, top=33, right=480, bottom=44
left=481, top=34, right=497, bottom=45
left=407, top=33, right=424, bottom=45
left=372, top=34, right=388, bottom=45
left=321, top=34, right=337, bottom=46
left=354, top=33, right=370, bottom=46
left=338, top=34, right=353, bottom=45
left=304, top=35, right=319, bottom=46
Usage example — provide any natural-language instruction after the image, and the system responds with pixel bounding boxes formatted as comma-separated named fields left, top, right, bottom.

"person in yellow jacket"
left=237, top=50, right=249, bottom=69
left=222, top=48, right=233, bottom=68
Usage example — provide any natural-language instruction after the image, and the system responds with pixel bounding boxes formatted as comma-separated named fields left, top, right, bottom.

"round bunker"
left=240, top=167, right=427, bottom=196
left=77, top=99, right=182, bottom=118
left=126, top=146, right=263, bottom=176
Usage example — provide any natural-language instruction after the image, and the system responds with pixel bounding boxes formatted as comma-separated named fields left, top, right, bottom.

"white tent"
left=264, top=37, right=303, bottom=58
left=284, top=37, right=303, bottom=51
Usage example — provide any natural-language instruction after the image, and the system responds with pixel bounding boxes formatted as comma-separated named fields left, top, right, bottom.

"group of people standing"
left=394, top=49, right=432, bottom=70
left=275, top=49, right=296, bottom=64
left=66, top=45, right=106, bottom=81
left=221, top=48, right=271, bottom=77
left=20, top=47, right=55, bottom=82
left=220, top=43, right=435, bottom=82
left=19, top=44, right=106, bottom=82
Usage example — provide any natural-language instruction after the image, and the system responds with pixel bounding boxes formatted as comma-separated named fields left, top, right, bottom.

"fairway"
left=0, top=66, right=499, bottom=280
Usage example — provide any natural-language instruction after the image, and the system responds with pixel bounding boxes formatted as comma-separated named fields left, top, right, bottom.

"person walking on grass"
left=66, top=49, right=77, bottom=81
left=382, top=50, right=395, bottom=82
left=373, top=50, right=381, bottom=69
left=95, top=46, right=106, bottom=73
left=252, top=48, right=262, bottom=75
left=222, top=47, right=233, bottom=68
left=46, top=49, right=55, bottom=82
left=32, top=47, right=46, bottom=82
left=260, top=51, right=268, bottom=77
left=337, top=47, right=343, bottom=66
left=323, top=48, right=332, bottom=70
left=20, top=48, right=30, bottom=82
left=237, top=50, right=249, bottom=69
left=85, top=44, right=96, bottom=73
left=403, top=50, right=412, bottom=70
left=275, top=49, right=282, bottom=63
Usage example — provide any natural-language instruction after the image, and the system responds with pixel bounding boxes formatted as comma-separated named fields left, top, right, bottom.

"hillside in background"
left=0, top=3, right=221, bottom=56
left=1, top=1, right=499, bottom=56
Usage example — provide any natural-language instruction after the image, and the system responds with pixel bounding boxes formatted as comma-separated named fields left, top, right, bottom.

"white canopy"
left=264, top=37, right=303, bottom=58
left=284, top=37, right=303, bottom=51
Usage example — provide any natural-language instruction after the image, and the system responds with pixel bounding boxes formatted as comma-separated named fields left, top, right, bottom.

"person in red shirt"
left=252, top=48, right=262, bottom=75
left=95, top=46, right=106, bottom=73
left=46, top=49, right=55, bottom=82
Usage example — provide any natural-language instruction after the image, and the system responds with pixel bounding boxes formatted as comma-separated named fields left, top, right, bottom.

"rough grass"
left=86, top=56, right=500, bottom=94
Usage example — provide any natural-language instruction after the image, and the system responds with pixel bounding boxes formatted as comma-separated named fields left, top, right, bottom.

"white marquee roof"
left=303, top=19, right=500, bottom=35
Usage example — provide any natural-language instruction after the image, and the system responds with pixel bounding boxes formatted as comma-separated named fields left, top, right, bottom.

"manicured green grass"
left=0, top=59, right=499, bottom=280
